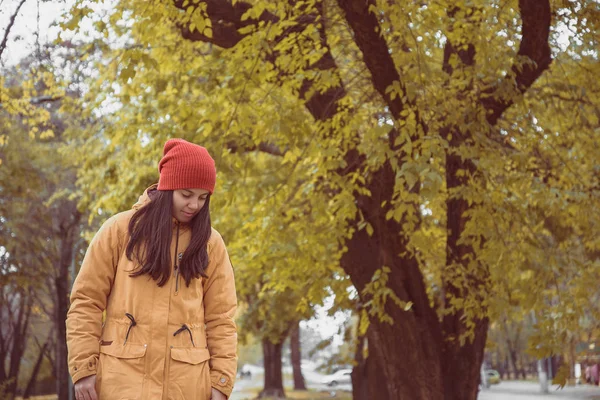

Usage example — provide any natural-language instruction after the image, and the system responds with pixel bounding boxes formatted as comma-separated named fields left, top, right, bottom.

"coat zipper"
left=175, top=253, right=182, bottom=294
left=174, top=223, right=181, bottom=295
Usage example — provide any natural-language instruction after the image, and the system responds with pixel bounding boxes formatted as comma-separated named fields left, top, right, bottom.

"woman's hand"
left=211, top=387, right=227, bottom=400
left=74, top=374, right=97, bottom=400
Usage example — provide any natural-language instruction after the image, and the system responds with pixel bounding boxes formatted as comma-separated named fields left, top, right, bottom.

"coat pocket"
left=97, top=343, right=147, bottom=400
left=167, top=347, right=211, bottom=400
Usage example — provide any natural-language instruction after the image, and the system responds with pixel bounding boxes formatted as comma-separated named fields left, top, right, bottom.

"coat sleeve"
left=66, top=215, right=123, bottom=384
left=204, top=230, right=238, bottom=398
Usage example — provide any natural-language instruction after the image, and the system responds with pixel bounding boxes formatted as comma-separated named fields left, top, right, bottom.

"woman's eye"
left=182, top=194, right=191, bottom=198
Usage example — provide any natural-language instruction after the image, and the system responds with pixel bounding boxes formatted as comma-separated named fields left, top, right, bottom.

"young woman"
left=66, top=139, right=237, bottom=400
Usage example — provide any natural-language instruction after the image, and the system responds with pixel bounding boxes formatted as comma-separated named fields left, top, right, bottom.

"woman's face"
left=172, top=188, right=210, bottom=223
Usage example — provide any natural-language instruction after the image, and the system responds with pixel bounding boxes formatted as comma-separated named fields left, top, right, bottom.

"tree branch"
left=0, top=0, right=27, bottom=60
left=336, top=0, right=428, bottom=146
left=226, top=141, right=285, bottom=157
left=482, top=0, right=552, bottom=125
left=173, top=0, right=278, bottom=49
left=336, top=0, right=404, bottom=119
left=178, top=0, right=348, bottom=159
left=0, top=95, right=63, bottom=110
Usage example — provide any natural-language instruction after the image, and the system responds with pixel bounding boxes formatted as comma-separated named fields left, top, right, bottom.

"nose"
left=188, top=201, right=199, bottom=210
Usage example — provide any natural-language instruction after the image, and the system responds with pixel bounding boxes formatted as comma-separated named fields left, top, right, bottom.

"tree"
left=0, top=117, right=80, bottom=399
left=0, top=0, right=63, bottom=149
left=1, top=40, right=99, bottom=398
left=289, top=320, right=306, bottom=391
left=59, top=0, right=600, bottom=398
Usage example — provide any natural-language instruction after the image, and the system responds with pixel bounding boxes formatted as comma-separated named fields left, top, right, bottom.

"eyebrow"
left=183, top=190, right=208, bottom=196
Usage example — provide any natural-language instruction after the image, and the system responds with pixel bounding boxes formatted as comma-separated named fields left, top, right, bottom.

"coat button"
left=220, top=377, right=226, bottom=384
left=88, top=362, right=93, bottom=368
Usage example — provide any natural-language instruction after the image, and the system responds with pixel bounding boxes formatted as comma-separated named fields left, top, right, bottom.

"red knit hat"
left=157, top=139, right=216, bottom=193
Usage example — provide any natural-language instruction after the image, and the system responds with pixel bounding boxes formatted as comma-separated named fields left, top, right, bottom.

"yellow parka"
left=66, top=188, right=237, bottom=399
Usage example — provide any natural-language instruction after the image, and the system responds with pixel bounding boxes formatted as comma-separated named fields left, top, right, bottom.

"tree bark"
left=351, top=327, right=368, bottom=400
left=258, top=339, right=285, bottom=399
left=289, top=321, right=306, bottom=391
left=365, top=329, right=392, bottom=400
left=351, top=325, right=392, bottom=400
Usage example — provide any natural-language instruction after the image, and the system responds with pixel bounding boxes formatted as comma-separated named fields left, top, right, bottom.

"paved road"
left=231, top=370, right=600, bottom=400
left=230, top=369, right=351, bottom=400
left=478, top=381, right=600, bottom=400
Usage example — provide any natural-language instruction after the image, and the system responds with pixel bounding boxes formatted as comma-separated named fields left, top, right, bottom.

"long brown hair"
left=126, top=190, right=211, bottom=287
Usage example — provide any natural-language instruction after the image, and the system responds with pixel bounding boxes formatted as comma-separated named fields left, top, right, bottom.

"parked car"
left=321, top=368, right=353, bottom=387
left=485, top=369, right=501, bottom=385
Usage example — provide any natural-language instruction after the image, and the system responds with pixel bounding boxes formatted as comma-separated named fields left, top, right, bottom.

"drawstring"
left=173, top=324, right=195, bottom=347
left=124, top=313, right=136, bottom=345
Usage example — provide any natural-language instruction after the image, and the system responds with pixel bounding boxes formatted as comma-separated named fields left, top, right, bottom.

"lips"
left=181, top=211, right=195, bottom=218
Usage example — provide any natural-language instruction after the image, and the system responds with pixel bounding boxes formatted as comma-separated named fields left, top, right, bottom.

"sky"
left=0, top=0, right=74, bottom=66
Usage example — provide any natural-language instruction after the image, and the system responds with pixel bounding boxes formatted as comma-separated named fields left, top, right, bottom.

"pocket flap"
left=99, top=342, right=147, bottom=359
left=170, top=347, right=211, bottom=365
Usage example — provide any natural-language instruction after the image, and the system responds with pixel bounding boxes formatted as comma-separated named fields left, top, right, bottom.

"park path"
left=478, top=381, right=600, bottom=400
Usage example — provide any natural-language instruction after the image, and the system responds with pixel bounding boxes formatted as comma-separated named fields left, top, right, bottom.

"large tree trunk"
left=258, top=339, right=285, bottom=399
left=365, top=330, right=393, bottom=400
left=352, top=326, right=390, bottom=400
left=289, top=321, right=306, bottom=391
left=351, top=327, right=368, bottom=400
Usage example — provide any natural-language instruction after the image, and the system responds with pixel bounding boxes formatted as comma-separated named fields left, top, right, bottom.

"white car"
left=321, top=368, right=352, bottom=387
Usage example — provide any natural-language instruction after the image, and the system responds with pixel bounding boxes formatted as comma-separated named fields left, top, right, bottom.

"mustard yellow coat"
left=66, top=189, right=237, bottom=399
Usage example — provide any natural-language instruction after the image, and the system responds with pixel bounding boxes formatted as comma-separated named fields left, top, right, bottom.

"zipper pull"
left=174, top=253, right=183, bottom=270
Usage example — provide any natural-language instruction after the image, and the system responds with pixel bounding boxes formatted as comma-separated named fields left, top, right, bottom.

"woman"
left=66, top=139, right=237, bottom=400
